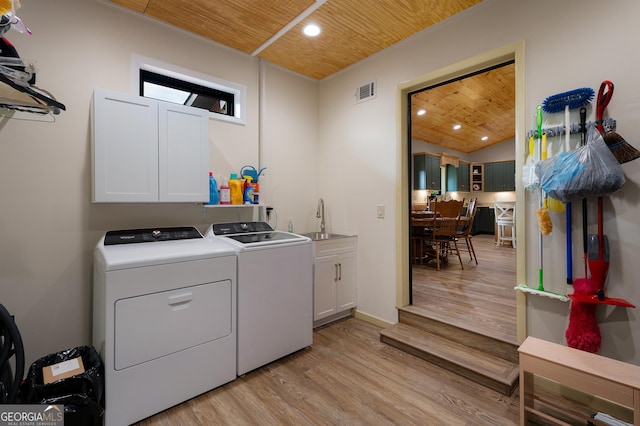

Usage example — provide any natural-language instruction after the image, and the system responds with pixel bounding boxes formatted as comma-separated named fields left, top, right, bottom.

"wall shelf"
left=0, top=106, right=57, bottom=122
left=201, top=203, right=266, bottom=220
left=471, top=163, right=483, bottom=192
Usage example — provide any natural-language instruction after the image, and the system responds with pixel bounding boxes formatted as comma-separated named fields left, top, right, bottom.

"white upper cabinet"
left=158, top=102, right=209, bottom=202
left=92, top=88, right=209, bottom=203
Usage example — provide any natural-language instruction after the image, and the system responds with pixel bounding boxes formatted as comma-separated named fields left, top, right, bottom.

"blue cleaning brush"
left=541, top=87, right=595, bottom=113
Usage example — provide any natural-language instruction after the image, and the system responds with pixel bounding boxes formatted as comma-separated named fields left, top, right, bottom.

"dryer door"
left=114, top=279, right=232, bottom=370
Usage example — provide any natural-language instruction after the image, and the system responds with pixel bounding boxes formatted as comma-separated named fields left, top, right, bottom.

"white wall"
left=259, top=61, right=319, bottom=232
left=318, top=0, right=640, bottom=363
left=0, top=0, right=318, bottom=366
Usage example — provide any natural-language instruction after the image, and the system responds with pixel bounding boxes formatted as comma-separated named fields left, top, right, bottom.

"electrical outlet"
left=376, top=204, right=385, bottom=219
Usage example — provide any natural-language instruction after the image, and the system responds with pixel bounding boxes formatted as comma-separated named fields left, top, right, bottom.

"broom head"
left=604, top=131, right=640, bottom=164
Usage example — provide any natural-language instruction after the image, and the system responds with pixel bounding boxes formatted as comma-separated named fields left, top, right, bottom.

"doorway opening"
left=397, top=42, right=527, bottom=342
left=408, top=61, right=517, bottom=342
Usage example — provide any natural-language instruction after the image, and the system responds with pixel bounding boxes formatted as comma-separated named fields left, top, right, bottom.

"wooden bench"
left=519, top=336, right=640, bottom=425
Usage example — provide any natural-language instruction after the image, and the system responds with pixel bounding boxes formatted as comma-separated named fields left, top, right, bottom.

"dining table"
left=411, top=212, right=469, bottom=227
left=411, top=212, right=469, bottom=266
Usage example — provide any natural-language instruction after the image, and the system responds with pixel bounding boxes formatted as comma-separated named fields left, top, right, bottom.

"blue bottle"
left=207, top=172, right=219, bottom=205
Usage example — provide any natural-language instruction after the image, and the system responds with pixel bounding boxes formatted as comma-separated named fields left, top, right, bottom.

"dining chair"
left=456, top=198, right=478, bottom=264
left=495, top=202, right=516, bottom=247
left=427, top=199, right=465, bottom=271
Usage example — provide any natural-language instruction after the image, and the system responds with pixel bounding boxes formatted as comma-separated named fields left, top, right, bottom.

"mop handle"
left=566, top=203, right=572, bottom=284
left=598, top=197, right=604, bottom=260
left=582, top=199, right=588, bottom=275
left=580, top=107, right=588, bottom=276
left=536, top=105, right=544, bottom=291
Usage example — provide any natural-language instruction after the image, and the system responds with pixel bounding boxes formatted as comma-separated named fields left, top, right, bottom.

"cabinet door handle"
left=338, top=263, right=342, bottom=281
left=334, top=264, right=338, bottom=281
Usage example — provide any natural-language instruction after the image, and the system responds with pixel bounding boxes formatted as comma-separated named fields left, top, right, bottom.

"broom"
left=603, top=131, right=640, bottom=164
left=592, top=81, right=640, bottom=164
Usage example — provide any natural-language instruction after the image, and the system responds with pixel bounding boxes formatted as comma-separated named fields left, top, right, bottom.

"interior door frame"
left=395, top=41, right=527, bottom=343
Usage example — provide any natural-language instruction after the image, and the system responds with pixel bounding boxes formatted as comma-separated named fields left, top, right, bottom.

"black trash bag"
left=40, top=393, right=104, bottom=426
left=20, top=345, right=104, bottom=422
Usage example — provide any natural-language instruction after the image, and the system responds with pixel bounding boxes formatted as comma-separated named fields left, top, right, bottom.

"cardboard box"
left=42, top=356, right=85, bottom=384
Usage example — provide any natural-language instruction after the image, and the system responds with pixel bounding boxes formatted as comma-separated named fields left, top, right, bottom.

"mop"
left=515, top=105, right=568, bottom=301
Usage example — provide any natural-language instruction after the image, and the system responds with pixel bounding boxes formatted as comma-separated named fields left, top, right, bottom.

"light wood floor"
left=138, top=317, right=519, bottom=425
left=411, top=234, right=517, bottom=344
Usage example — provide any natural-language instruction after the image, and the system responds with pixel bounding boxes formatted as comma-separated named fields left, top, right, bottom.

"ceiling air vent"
left=354, top=81, right=376, bottom=104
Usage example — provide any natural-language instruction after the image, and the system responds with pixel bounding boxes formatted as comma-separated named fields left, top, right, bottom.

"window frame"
left=131, top=54, right=246, bottom=125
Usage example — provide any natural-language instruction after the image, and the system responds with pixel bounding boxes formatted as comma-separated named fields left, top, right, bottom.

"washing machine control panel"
left=212, top=222, right=273, bottom=235
left=104, top=227, right=203, bottom=245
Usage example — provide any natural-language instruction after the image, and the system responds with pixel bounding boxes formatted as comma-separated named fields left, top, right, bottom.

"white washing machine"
left=93, top=227, right=237, bottom=426
left=207, top=222, right=313, bottom=375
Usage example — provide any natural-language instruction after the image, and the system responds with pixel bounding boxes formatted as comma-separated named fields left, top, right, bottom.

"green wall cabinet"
left=413, top=154, right=425, bottom=189
left=413, top=154, right=441, bottom=190
left=446, top=161, right=470, bottom=192
left=484, top=161, right=515, bottom=192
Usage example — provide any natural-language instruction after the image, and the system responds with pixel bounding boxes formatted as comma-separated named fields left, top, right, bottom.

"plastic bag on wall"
left=536, top=127, right=625, bottom=202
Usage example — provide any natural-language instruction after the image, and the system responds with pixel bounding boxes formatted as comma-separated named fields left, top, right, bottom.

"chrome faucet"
left=316, top=198, right=325, bottom=234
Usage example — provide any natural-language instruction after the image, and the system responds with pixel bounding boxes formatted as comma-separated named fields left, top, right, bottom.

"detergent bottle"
left=252, top=181, right=259, bottom=204
left=219, top=177, right=230, bottom=205
left=243, top=176, right=255, bottom=204
left=206, top=172, right=219, bottom=205
left=229, top=173, right=244, bottom=205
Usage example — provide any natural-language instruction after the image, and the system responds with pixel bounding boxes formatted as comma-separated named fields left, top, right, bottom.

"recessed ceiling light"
left=453, top=124, right=461, bottom=130
left=481, top=136, right=489, bottom=141
left=303, top=23, right=321, bottom=37
left=417, top=109, right=426, bottom=116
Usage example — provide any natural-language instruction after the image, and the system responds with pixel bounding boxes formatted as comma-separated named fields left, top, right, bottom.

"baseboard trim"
left=353, top=309, right=394, bottom=329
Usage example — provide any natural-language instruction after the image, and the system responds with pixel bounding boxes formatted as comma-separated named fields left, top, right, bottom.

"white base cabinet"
left=312, top=236, right=357, bottom=325
left=92, top=88, right=209, bottom=203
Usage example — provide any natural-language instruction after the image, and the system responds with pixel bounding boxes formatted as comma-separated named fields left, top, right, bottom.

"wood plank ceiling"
left=109, top=0, right=483, bottom=80
left=108, top=0, right=515, bottom=153
left=411, top=63, right=515, bottom=154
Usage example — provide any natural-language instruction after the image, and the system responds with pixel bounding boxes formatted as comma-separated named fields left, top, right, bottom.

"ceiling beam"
left=252, top=0, right=327, bottom=56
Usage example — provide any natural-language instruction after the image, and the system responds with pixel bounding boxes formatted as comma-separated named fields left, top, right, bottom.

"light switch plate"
left=376, top=204, right=385, bottom=219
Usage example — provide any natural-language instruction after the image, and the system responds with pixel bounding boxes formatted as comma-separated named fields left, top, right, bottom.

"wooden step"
left=399, top=301, right=517, bottom=349
left=398, top=307, right=519, bottom=364
left=380, top=323, right=519, bottom=396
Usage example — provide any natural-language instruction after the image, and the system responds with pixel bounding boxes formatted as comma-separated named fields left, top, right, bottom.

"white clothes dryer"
left=93, top=227, right=237, bottom=426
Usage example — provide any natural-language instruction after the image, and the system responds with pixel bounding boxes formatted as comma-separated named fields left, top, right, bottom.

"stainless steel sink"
left=302, top=232, right=351, bottom=241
